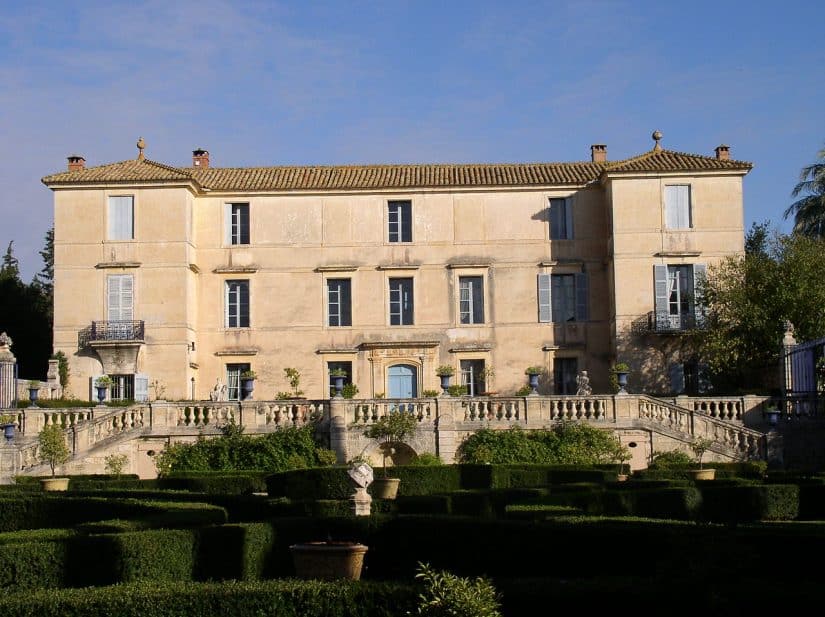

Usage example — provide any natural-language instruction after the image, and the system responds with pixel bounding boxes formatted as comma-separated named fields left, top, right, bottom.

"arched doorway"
left=387, top=364, right=418, bottom=399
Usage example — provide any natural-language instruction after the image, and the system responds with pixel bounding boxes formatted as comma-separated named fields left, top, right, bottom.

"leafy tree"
left=699, top=227, right=825, bottom=391
left=0, top=241, right=20, bottom=281
left=38, top=424, right=70, bottom=476
left=361, top=411, right=418, bottom=476
left=784, top=144, right=825, bottom=238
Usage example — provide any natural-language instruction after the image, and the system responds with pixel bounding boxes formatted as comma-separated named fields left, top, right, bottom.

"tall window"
left=664, top=185, right=691, bottom=229
left=549, top=197, right=572, bottom=240
left=225, top=202, right=250, bottom=245
left=554, top=358, right=578, bottom=394
left=653, top=264, right=707, bottom=331
left=107, top=274, right=134, bottom=322
left=538, top=273, right=589, bottom=323
left=388, top=200, right=412, bottom=242
left=225, top=280, right=250, bottom=328
left=328, top=361, right=353, bottom=396
left=226, top=363, right=250, bottom=401
left=389, top=278, right=414, bottom=325
left=108, top=196, right=134, bottom=240
left=459, top=276, right=484, bottom=324
left=109, top=374, right=135, bottom=401
left=327, top=279, right=352, bottom=326
left=460, top=359, right=486, bottom=396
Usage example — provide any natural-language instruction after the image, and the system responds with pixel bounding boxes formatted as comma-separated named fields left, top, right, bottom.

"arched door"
left=387, top=364, right=418, bottom=399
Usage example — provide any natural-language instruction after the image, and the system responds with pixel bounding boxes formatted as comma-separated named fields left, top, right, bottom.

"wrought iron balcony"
left=78, top=320, right=145, bottom=347
left=635, top=311, right=705, bottom=335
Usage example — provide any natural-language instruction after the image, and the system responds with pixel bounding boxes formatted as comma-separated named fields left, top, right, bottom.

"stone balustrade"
left=1, top=394, right=767, bottom=481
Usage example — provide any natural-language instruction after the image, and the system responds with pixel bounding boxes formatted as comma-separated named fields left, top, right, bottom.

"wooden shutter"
left=538, top=274, right=552, bottom=322
left=134, top=374, right=149, bottom=402
left=564, top=198, right=574, bottom=240
left=574, top=273, right=589, bottom=321
left=108, top=196, right=134, bottom=240
left=107, top=275, right=133, bottom=321
left=692, top=263, right=707, bottom=325
left=665, top=186, right=690, bottom=229
left=653, top=265, right=669, bottom=324
left=224, top=203, right=232, bottom=245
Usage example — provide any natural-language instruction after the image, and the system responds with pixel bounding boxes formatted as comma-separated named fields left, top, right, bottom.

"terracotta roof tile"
left=42, top=148, right=751, bottom=191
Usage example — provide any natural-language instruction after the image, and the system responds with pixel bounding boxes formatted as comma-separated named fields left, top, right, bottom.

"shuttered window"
left=664, top=185, right=691, bottom=229
left=108, top=196, right=134, bottom=240
left=224, top=203, right=250, bottom=245
left=549, top=198, right=573, bottom=240
left=653, top=263, right=707, bottom=330
left=459, top=276, right=484, bottom=324
left=538, top=273, right=589, bottom=322
left=107, top=274, right=134, bottom=321
left=225, top=280, right=250, bottom=328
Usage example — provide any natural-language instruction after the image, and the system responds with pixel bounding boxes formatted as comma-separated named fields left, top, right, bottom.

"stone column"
left=781, top=321, right=797, bottom=400
left=0, top=333, right=17, bottom=409
left=435, top=400, right=458, bottom=463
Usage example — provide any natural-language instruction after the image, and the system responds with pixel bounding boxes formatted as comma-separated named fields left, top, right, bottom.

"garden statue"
left=348, top=461, right=374, bottom=516
left=210, top=378, right=227, bottom=402
left=576, top=370, right=592, bottom=396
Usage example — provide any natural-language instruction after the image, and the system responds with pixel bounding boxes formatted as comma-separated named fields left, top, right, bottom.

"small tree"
left=361, top=411, right=418, bottom=476
left=283, top=368, right=303, bottom=397
left=690, top=437, right=714, bottom=470
left=39, top=424, right=70, bottom=477
left=104, top=453, right=129, bottom=477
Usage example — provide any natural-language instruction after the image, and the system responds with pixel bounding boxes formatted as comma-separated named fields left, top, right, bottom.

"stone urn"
left=370, top=477, right=401, bottom=500
left=687, top=469, right=716, bottom=481
left=332, top=375, right=345, bottom=397
left=290, top=541, right=368, bottom=580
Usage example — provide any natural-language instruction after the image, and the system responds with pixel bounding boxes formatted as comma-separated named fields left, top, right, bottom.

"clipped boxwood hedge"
left=0, top=579, right=418, bottom=617
left=700, top=484, right=800, bottom=522
left=158, top=472, right=269, bottom=495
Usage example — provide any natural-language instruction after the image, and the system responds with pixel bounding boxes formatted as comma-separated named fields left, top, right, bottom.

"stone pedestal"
left=351, top=486, right=372, bottom=516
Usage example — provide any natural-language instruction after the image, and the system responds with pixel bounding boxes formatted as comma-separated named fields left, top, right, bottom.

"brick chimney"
left=715, top=145, right=730, bottom=161
left=590, top=144, right=607, bottom=163
left=67, top=155, right=86, bottom=172
left=192, top=148, right=210, bottom=168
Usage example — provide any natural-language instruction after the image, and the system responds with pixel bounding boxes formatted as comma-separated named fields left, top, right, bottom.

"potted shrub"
left=28, top=380, right=39, bottom=406
left=435, top=365, right=455, bottom=395
left=95, top=375, right=113, bottom=404
left=610, top=362, right=630, bottom=395
left=688, top=437, right=716, bottom=480
left=447, top=384, right=468, bottom=397
left=330, top=368, right=347, bottom=397
left=525, top=366, right=543, bottom=395
left=283, top=367, right=304, bottom=398
left=479, top=366, right=496, bottom=395
left=0, top=413, right=16, bottom=443
left=342, top=382, right=359, bottom=399
left=289, top=541, right=369, bottom=580
left=361, top=411, right=418, bottom=499
left=240, top=369, right=256, bottom=400
left=38, top=423, right=71, bottom=491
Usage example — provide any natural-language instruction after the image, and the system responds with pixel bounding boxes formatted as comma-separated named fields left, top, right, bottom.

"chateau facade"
left=42, top=134, right=751, bottom=402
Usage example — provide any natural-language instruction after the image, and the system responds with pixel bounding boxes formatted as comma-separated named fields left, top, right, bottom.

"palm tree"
left=784, top=145, right=825, bottom=238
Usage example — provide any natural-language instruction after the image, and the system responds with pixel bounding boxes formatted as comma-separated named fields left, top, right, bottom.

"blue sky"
left=1, top=0, right=823, bottom=280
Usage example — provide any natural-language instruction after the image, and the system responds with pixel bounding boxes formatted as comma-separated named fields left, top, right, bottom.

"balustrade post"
left=0, top=443, right=21, bottom=485
left=330, top=415, right=349, bottom=464
left=435, top=402, right=457, bottom=463
left=613, top=395, right=635, bottom=421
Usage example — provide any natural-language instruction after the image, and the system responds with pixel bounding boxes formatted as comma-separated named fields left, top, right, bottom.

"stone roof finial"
left=652, top=130, right=663, bottom=152
left=137, top=137, right=146, bottom=161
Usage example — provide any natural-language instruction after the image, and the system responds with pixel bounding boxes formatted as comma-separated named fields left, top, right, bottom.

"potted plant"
left=342, top=382, right=359, bottom=399
left=0, top=413, right=16, bottom=443
left=38, top=423, right=71, bottom=491
left=240, top=369, right=256, bottom=400
left=479, top=366, right=496, bottom=395
left=525, top=366, right=543, bottom=395
left=283, top=367, right=304, bottom=398
left=330, top=368, right=347, bottom=397
left=610, top=362, right=630, bottom=395
left=688, top=437, right=716, bottom=480
left=435, top=365, right=455, bottom=395
left=615, top=446, right=632, bottom=482
left=28, top=380, right=39, bottom=406
left=95, top=375, right=113, bottom=404
left=361, top=411, right=418, bottom=499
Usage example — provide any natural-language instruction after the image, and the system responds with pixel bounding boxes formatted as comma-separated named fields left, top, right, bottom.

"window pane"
left=549, top=198, right=568, bottom=240
left=226, top=280, right=250, bottom=328
left=389, top=278, right=413, bottom=325
left=551, top=274, right=576, bottom=322
left=388, top=201, right=412, bottom=242
left=459, top=276, right=484, bottom=324
left=229, top=203, right=250, bottom=245
left=328, top=279, right=352, bottom=326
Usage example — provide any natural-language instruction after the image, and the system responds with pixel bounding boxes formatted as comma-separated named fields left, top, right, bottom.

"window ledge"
left=377, top=263, right=421, bottom=270
left=95, top=261, right=141, bottom=269
left=654, top=251, right=701, bottom=257
left=538, top=260, right=584, bottom=268
left=213, top=265, right=259, bottom=274
left=449, top=344, right=493, bottom=353
left=314, top=265, right=359, bottom=272
left=446, top=261, right=491, bottom=269
left=214, top=349, right=259, bottom=356
left=316, top=347, right=359, bottom=354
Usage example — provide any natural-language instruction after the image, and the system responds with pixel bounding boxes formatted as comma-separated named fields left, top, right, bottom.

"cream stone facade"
left=42, top=136, right=751, bottom=402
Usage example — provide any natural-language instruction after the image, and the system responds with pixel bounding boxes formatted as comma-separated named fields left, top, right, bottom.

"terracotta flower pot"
left=687, top=469, right=716, bottom=481
left=290, top=541, right=368, bottom=580
left=370, top=477, right=400, bottom=499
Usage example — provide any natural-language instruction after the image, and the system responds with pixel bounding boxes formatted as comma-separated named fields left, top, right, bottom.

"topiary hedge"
left=699, top=484, right=800, bottom=522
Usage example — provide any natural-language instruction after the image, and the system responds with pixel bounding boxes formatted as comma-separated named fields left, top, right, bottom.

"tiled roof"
left=42, top=148, right=752, bottom=191
left=605, top=149, right=752, bottom=173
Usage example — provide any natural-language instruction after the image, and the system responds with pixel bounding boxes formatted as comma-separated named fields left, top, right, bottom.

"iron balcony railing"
left=78, top=320, right=145, bottom=347
left=645, top=311, right=705, bottom=334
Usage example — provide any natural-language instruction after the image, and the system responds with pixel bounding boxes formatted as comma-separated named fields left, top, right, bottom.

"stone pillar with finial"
left=0, top=333, right=17, bottom=409
left=652, top=130, right=663, bottom=152
left=781, top=320, right=797, bottom=403
left=137, top=137, right=146, bottom=161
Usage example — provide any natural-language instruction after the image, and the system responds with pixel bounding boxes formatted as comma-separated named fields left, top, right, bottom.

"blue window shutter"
left=564, top=198, right=574, bottom=240
left=135, top=374, right=149, bottom=402
left=654, top=265, right=669, bottom=324
left=669, top=364, right=685, bottom=394
left=538, top=274, right=552, bottom=322
left=692, top=263, right=707, bottom=325
left=574, top=273, right=589, bottom=321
